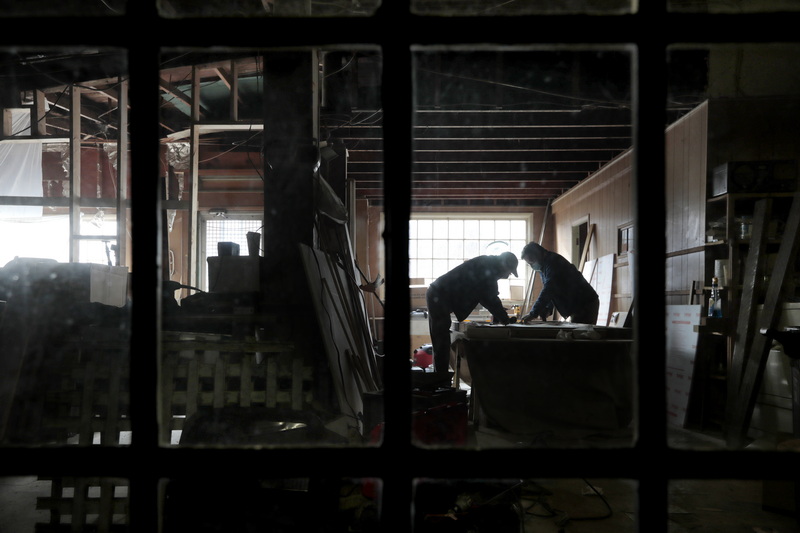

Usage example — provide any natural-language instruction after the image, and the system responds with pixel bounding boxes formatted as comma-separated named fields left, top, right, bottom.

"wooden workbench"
left=453, top=322, right=634, bottom=440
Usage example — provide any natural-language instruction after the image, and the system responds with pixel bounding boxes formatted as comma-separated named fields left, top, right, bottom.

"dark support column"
left=262, top=51, right=316, bottom=257
left=258, top=51, right=329, bottom=416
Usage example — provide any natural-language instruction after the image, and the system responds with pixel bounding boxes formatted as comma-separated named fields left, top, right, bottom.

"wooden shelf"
left=695, top=316, right=730, bottom=335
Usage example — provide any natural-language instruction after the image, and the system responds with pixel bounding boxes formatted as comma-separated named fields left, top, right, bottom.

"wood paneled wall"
left=663, top=97, right=800, bottom=306
left=665, top=102, right=708, bottom=305
left=550, top=149, right=634, bottom=320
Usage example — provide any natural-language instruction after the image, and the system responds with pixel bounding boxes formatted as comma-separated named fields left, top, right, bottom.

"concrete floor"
left=0, top=476, right=51, bottom=533
left=520, top=477, right=800, bottom=533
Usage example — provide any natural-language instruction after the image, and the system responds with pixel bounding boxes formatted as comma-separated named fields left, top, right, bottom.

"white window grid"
left=198, top=216, right=263, bottom=291
left=409, top=217, right=529, bottom=300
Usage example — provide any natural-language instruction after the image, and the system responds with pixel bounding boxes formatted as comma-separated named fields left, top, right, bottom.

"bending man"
left=426, top=252, right=518, bottom=374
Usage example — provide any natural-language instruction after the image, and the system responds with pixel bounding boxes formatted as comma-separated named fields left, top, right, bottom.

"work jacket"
left=533, top=250, right=598, bottom=319
left=427, top=255, right=509, bottom=323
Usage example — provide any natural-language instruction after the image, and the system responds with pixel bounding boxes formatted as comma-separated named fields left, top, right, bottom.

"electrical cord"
left=521, top=479, right=613, bottom=532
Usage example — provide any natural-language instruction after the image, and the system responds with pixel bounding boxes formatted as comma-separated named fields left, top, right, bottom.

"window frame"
left=409, top=212, right=532, bottom=287
left=3, top=5, right=795, bottom=533
left=197, top=211, right=263, bottom=291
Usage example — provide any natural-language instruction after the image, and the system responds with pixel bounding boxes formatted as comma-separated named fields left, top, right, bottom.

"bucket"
left=246, top=231, right=261, bottom=256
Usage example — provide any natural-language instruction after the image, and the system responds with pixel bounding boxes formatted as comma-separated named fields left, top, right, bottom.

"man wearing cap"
left=425, top=251, right=518, bottom=375
left=519, top=242, right=599, bottom=325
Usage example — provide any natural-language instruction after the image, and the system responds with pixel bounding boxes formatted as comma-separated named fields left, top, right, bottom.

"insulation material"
left=0, top=109, right=43, bottom=218
left=166, top=142, right=190, bottom=170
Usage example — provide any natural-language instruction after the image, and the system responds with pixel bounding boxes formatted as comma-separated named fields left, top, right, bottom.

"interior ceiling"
left=156, top=49, right=639, bottom=208
left=0, top=49, right=708, bottom=208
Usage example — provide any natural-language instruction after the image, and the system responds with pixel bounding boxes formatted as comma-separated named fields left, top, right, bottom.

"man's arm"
left=479, top=289, right=509, bottom=325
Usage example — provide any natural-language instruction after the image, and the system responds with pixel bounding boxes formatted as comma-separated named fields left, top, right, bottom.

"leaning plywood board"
left=582, top=259, right=596, bottom=284
left=587, top=254, right=614, bottom=326
left=300, top=244, right=376, bottom=433
left=665, top=305, right=702, bottom=427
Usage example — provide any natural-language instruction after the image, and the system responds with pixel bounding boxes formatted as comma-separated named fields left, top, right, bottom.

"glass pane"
left=412, top=0, right=633, bottom=15
left=666, top=44, right=800, bottom=450
left=0, top=0, right=124, bottom=16
left=669, top=0, right=800, bottom=12
left=0, top=476, right=129, bottom=531
left=669, top=479, right=800, bottom=530
left=432, top=239, right=448, bottom=258
left=448, top=239, right=463, bottom=258
left=418, top=219, right=433, bottom=238
left=162, top=477, right=380, bottom=531
left=448, top=219, right=463, bottom=238
left=412, top=46, right=634, bottom=449
left=432, top=218, right=448, bottom=237
left=159, top=48, right=383, bottom=447
left=464, top=238, right=480, bottom=258
left=0, top=48, right=130, bottom=447
left=413, top=478, right=637, bottom=532
left=158, top=0, right=380, bottom=17
left=418, top=239, right=433, bottom=258
left=464, top=219, right=479, bottom=239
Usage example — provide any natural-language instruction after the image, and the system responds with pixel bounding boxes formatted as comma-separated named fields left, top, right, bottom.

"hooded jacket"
left=532, top=249, right=598, bottom=319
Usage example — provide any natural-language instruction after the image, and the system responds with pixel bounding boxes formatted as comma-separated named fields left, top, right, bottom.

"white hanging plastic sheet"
left=0, top=109, right=43, bottom=218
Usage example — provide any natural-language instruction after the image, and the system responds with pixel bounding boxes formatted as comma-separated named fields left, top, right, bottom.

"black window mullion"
left=380, top=7, right=414, bottom=528
left=128, top=36, right=161, bottom=532
left=634, top=6, right=669, bottom=533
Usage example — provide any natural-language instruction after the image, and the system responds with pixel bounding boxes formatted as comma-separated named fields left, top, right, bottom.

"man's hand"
left=492, top=315, right=510, bottom=325
left=522, top=311, right=547, bottom=323
left=529, top=303, right=553, bottom=322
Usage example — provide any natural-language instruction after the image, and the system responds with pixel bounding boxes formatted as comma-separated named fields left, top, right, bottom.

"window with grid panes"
left=409, top=216, right=529, bottom=295
left=2, top=2, right=799, bottom=532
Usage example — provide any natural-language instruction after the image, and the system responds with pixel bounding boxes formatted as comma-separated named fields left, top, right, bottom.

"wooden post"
left=726, top=199, right=771, bottom=394
left=726, top=192, right=800, bottom=449
left=70, top=85, right=82, bottom=262
left=115, top=78, right=129, bottom=267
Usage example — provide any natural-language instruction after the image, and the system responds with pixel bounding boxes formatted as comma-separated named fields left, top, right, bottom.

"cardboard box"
left=2, top=259, right=128, bottom=308
left=207, top=256, right=261, bottom=293
left=90, top=264, right=129, bottom=307
left=510, top=285, right=524, bottom=300
left=410, top=284, right=428, bottom=309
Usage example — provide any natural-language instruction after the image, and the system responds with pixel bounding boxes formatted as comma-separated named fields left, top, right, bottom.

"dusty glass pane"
left=158, top=0, right=380, bottom=17
left=0, top=0, right=124, bottom=16
left=158, top=48, right=384, bottom=447
left=413, top=478, right=636, bottom=532
left=161, top=477, right=380, bottom=531
left=411, top=0, right=632, bottom=15
left=0, top=49, right=131, bottom=447
left=0, top=476, right=129, bottom=531
left=669, top=0, right=800, bottom=12
left=411, top=46, right=634, bottom=449
left=666, top=44, right=800, bottom=450
left=669, top=479, right=800, bottom=530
